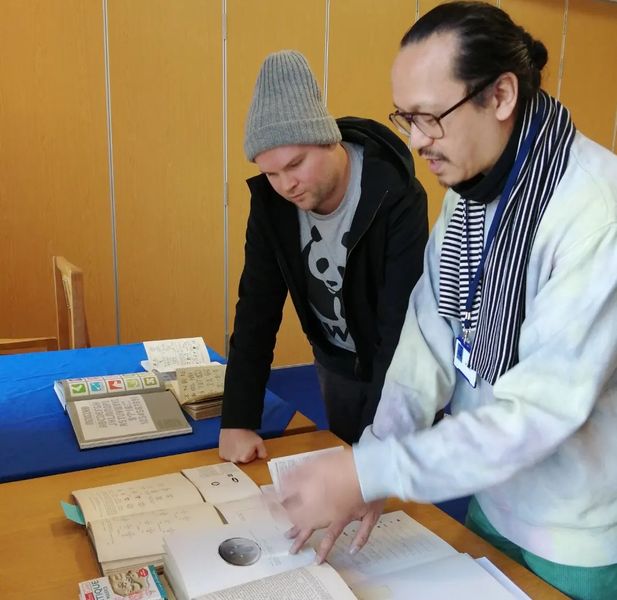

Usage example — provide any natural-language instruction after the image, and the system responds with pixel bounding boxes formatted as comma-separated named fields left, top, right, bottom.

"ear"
left=492, top=72, right=518, bottom=122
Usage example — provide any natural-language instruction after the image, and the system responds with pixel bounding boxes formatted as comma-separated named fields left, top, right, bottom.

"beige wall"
left=1, top=0, right=616, bottom=365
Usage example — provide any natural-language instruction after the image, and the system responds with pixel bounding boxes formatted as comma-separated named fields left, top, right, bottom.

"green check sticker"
left=69, top=382, right=87, bottom=396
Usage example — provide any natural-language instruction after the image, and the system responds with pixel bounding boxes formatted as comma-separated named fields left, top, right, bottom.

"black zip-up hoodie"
left=222, top=117, right=428, bottom=432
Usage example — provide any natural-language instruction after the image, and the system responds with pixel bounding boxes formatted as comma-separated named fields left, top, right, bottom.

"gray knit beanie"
left=244, top=50, right=342, bottom=161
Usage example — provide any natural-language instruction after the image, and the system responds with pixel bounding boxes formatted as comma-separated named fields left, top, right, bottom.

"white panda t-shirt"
left=298, top=141, right=363, bottom=353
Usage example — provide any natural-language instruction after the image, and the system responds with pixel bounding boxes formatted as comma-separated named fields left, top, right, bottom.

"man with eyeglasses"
left=280, top=3, right=617, bottom=598
left=219, top=50, right=428, bottom=461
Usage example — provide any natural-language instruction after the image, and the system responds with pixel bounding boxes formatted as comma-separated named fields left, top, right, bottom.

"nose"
left=408, top=123, right=434, bottom=152
left=280, top=172, right=298, bottom=194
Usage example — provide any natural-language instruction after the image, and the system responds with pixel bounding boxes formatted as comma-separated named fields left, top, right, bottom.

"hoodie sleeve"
left=221, top=194, right=288, bottom=430
left=361, top=176, right=429, bottom=428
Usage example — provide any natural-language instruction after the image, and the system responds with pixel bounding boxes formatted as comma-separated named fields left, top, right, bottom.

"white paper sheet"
left=352, top=553, right=516, bottom=600
left=475, top=557, right=532, bottom=599
left=267, top=446, right=344, bottom=494
left=216, top=489, right=292, bottom=530
left=182, top=463, right=261, bottom=505
left=143, top=337, right=211, bottom=372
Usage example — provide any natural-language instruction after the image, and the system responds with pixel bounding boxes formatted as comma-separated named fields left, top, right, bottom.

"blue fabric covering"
left=0, top=343, right=295, bottom=483
left=267, top=365, right=329, bottom=431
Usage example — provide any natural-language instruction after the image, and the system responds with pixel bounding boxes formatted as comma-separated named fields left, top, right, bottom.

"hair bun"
left=522, top=31, right=548, bottom=70
left=529, top=39, right=548, bottom=70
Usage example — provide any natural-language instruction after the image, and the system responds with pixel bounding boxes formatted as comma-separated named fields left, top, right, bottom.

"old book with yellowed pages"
left=61, top=463, right=261, bottom=576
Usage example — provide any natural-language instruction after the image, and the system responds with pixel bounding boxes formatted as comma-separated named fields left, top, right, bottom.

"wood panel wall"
left=1, top=0, right=616, bottom=366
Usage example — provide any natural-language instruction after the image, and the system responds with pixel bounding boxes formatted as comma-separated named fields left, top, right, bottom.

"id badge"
left=454, top=336, right=477, bottom=387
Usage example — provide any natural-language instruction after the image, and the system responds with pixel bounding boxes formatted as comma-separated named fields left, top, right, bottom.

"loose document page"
left=215, top=484, right=291, bottom=529
left=267, top=446, right=344, bottom=494
left=352, top=553, right=517, bottom=600
left=195, top=564, right=357, bottom=600
left=143, top=337, right=211, bottom=372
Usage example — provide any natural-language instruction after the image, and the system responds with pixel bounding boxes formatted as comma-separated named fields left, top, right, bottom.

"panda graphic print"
left=298, top=142, right=363, bottom=353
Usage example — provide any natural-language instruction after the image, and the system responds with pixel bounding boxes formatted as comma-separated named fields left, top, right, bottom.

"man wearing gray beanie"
left=220, top=50, right=428, bottom=462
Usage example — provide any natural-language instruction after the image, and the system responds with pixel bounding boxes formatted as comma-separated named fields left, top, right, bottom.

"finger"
left=289, top=528, right=313, bottom=555
left=316, top=521, right=347, bottom=564
left=256, top=441, right=268, bottom=460
left=350, top=510, right=380, bottom=555
left=284, top=525, right=300, bottom=539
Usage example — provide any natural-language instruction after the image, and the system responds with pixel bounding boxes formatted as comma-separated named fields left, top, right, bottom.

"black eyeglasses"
left=389, top=76, right=497, bottom=140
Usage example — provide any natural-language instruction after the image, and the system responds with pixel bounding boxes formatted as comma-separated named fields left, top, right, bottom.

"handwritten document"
left=73, top=473, right=204, bottom=523
left=92, top=503, right=221, bottom=563
left=143, top=337, right=211, bottom=372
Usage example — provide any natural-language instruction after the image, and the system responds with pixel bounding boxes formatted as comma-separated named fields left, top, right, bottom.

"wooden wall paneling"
left=0, top=1, right=116, bottom=345
left=501, top=0, right=565, bottom=98
left=560, top=0, right=617, bottom=151
left=108, top=0, right=226, bottom=353
left=226, top=0, right=327, bottom=366
left=327, top=0, right=415, bottom=120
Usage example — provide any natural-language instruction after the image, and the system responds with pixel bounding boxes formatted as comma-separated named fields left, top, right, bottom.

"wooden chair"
left=53, top=256, right=90, bottom=350
left=0, top=337, right=58, bottom=355
left=0, top=256, right=90, bottom=355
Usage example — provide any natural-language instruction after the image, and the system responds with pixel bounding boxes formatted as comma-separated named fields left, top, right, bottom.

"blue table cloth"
left=0, top=343, right=295, bottom=483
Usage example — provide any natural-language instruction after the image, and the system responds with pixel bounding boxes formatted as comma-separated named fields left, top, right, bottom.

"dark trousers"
left=314, top=360, right=371, bottom=445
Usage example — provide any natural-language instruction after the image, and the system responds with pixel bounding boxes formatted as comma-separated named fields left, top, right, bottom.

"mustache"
left=419, top=149, right=448, bottom=162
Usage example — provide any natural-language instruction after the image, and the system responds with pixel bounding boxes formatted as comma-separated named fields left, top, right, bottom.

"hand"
left=286, top=499, right=385, bottom=564
left=280, top=448, right=385, bottom=562
left=218, top=428, right=268, bottom=463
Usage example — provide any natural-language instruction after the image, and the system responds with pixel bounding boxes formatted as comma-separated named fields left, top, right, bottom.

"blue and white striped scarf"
left=438, top=91, right=576, bottom=384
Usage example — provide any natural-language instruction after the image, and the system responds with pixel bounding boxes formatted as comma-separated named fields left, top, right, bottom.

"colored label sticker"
left=106, top=378, right=125, bottom=391
left=88, top=381, right=105, bottom=394
left=125, top=377, right=142, bottom=390
left=143, top=376, right=159, bottom=387
left=69, top=382, right=88, bottom=396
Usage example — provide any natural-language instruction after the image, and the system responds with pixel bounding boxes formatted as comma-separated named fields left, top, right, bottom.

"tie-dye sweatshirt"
left=354, top=132, right=617, bottom=567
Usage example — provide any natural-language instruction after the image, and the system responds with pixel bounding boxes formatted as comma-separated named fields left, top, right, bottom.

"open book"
left=61, top=463, right=261, bottom=575
left=163, top=519, right=354, bottom=600
left=54, top=371, right=192, bottom=449
left=165, top=364, right=226, bottom=420
left=162, top=506, right=518, bottom=600
left=161, top=448, right=519, bottom=600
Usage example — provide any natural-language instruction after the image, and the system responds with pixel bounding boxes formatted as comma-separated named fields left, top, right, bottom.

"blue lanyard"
left=463, top=107, right=544, bottom=338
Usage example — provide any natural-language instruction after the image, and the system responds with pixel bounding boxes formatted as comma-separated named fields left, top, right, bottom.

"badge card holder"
left=454, top=335, right=477, bottom=387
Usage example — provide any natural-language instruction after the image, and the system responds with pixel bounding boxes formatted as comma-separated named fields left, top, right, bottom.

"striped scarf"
left=438, top=91, right=575, bottom=384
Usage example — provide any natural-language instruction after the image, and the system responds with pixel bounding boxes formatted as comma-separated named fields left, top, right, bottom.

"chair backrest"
left=53, top=256, right=90, bottom=349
